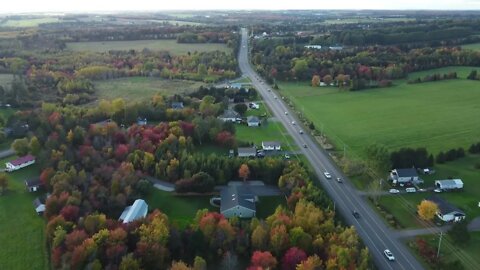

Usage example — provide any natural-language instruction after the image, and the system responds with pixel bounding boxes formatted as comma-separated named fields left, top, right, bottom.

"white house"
left=389, top=168, right=421, bottom=184
left=304, top=45, right=322, bottom=50
left=248, top=102, right=260, bottom=109
left=428, top=196, right=466, bottom=222
left=6, top=154, right=36, bottom=172
left=262, top=141, right=281, bottom=151
left=220, top=186, right=256, bottom=218
left=247, top=116, right=261, bottom=127
left=237, top=147, right=257, bottom=158
left=435, top=179, right=463, bottom=191
left=119, top=199, right=148, bottom=224
left=218, top=109, right=241, bottom=123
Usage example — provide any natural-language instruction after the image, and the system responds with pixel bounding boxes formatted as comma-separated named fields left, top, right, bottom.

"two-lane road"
left=239, top=28, right=423, bottom=270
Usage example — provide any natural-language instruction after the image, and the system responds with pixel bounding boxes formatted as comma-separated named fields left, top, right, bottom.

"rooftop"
left=220, top=186, right=256, bottom=212
left=262, top=141, right=281, bottom=147
left=393, top=168, right=418, bottom=177
left=427, top=196, right=465, bottom=215
left=8, top=155, right=35, bottom=166
left=25, top=178, right=42, bottom=188
left=119, top=199, right=148, bottom=223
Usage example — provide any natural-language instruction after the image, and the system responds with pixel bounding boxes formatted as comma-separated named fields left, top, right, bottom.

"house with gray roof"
left=237, top=147, right=257, bottom=158
left=220, top=186, right=256, bottom=218
left=390, top=168, right=422, bottom=184
left=218, top=109, right=241, bottom=123
left=119, top=199, right=148, bottom=223
left=247, top=116, right=261, bottom=127
left=171, top=102, right=184, bottom=110
left=427, top=196, right=466, bottom=222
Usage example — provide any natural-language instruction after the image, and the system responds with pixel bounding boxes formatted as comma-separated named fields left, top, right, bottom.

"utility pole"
left=437, top=232, right=443, bottom=258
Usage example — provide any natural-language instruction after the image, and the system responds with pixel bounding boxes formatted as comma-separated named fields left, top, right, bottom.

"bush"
left=175, top=172, right=215, bottom=193
left=436, top=152, right=446, bottom=164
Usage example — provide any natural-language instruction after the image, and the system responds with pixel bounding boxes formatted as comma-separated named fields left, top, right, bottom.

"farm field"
left=461, top=42, right=480, bottom=51
left=0, top=156, right=46, bottom=270
left=235, top=121, right=297, bottom=151
left=66, top=39, right=230, bottom=55
left=321, top=17, right=416, bottom=25
left=0, top=17, right=60, bottom=27
left=278, top=66, right=480, bottom=158
left=94, top=77, right=203, bottom=103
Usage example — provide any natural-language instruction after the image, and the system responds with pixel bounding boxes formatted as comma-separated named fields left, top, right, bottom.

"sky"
left=2, top=0, right=480, bottom=14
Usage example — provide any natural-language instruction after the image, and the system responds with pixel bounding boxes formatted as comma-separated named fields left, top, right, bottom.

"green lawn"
left=145, top=189, right=214, bottom=228
left=462, top=43, right=480, bottom=51
left=1, top=17, right=60, bottom=27
left=66, top=39, right=230, bottom=55
left=376, top=193, right=428, bottom=229
left=278, top=66, right=480, bottom=158
left=411, top=232, right=480, bottom=270
left=93, top=77, right=203, bottom=103
left=0, top=157, right=46, bottom=270
left=235, top=121, right=297, bottom=151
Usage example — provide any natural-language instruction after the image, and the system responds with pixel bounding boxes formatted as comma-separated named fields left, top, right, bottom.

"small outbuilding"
left=119, top=199, right=148, bottom=224
left=435, top=179, right=464, bottom=191
left=427, top=196, right=466, bottom=223
left=33, top=198, right=46, bottom=215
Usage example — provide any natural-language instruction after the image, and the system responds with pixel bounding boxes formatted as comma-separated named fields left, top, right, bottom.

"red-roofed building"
left=5, top=154, right=36, bottom=172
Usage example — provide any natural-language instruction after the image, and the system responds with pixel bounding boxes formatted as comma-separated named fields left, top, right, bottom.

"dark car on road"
left=352, top=211, right=360, bottom=219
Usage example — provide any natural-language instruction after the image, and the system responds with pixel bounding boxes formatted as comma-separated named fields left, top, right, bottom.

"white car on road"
left=384, top=249, right=395, bottom=261
left=323, top=172, right=332, bottom=179
left=389, top=189, right=400, bottom=194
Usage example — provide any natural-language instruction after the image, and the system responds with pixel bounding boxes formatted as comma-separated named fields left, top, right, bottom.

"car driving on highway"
left=352, top=211, right=360, bottom=219
left=323, top=172, right=332, bottom=179
left=384, top=249, right=395, bottom=261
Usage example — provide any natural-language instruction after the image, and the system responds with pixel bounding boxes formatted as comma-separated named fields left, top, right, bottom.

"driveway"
left=0, top=149, right=15, bottom=159
left=145, top=176, right=175, bottom=192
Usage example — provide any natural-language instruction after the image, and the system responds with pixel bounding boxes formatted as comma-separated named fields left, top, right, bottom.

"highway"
left=238, top=28, right=424, bottom=270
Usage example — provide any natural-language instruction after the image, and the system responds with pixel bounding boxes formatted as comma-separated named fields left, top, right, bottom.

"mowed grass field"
left=66, top=39, right=230, bottom=55
left=462, top=43, right=480, bottom=51
left=0, top=156, right=47, bottom=270
left=94, top=77, right=203, bottom=103
left=145, top=189, right=214, bottom=228
left=0, top=17, right=60, bottom=27
left=278, top=66, right=480, bottom=158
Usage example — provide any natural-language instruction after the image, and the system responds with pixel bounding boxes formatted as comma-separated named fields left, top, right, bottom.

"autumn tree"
left=323, top=75, right=333, bottom=86
left=296, top=255, right=323, bottom=270
left=239, top=164, right=250, bottom=182
left=417, top=200, right=438, bottom=221
left=171, top=260, right=192, bottom=270
left=249, top=251, right=277, bottom=269
left=311, top=75, right=321, bottom=87
left=0, top=173, right=8, bottom=195
left=193, top=256, right=207, bottom=270
left=29, top=136, right=41, bottom=156
left=251, top=224, right=269, bottom=250
left=119, top=253, right=142, bottom=270
left=281, top=247, right=307, bottom=270
left=12, top=138, right=30, bottom=156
